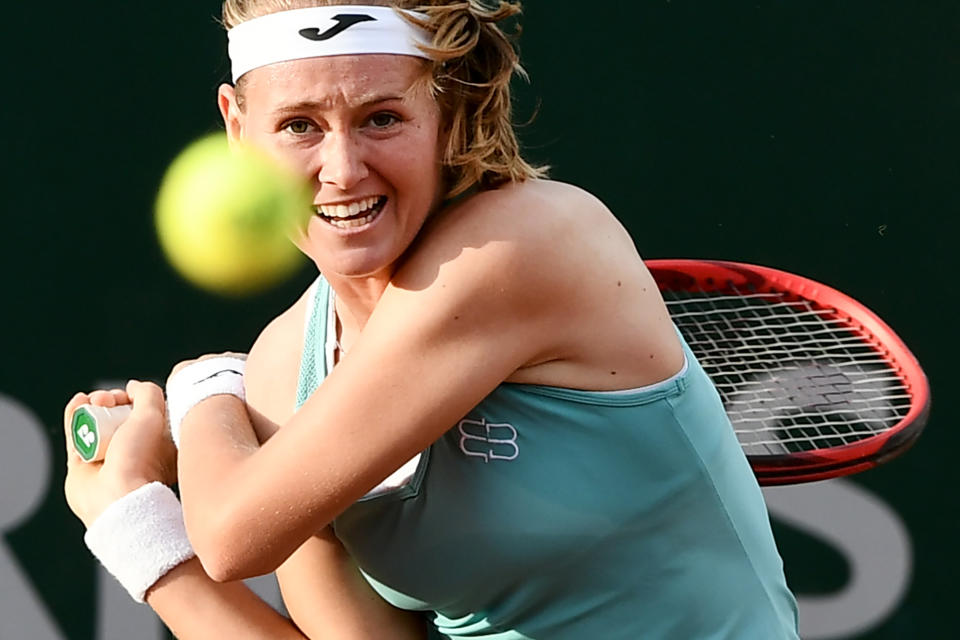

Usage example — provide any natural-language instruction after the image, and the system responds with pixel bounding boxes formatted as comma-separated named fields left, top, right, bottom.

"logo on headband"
left=299, top=14, right=377, bottom=42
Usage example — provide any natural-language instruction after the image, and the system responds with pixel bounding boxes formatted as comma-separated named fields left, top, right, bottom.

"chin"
left=303, top=244, right=400, bottom=280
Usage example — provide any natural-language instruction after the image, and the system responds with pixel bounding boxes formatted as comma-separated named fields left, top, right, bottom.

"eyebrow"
left=270, top=94, right=406, bottom=116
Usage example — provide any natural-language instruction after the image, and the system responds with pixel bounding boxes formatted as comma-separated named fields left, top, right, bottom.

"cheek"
left=399, top=126, right=443, bottom=183
left=262, top=142, right=318, bottom=178
left=373, top=134, right=433, bottom=182
left=281, top=147, right=321, bottom=181
left=242, top=125, right=318, bottom=178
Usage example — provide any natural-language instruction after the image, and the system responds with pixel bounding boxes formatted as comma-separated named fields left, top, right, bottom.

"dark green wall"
left=1, top=2, right=954, bottom=638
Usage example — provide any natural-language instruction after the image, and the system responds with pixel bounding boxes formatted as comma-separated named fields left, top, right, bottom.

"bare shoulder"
left=245, top=283, right=315, bottom=437
left=408, top=180, right=634, bottom=286
left=440, top=179, right=621, bottom=242
left=391, top=179, right=681, bottom=390
left=461, top=179, right=603, bottom=212
left=400, top=179, right=643, bottom=312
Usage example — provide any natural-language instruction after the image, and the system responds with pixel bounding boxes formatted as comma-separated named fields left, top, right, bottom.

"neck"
left=324, top=270, right=392, bottom=336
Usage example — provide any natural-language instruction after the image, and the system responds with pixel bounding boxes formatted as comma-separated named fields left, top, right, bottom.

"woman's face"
left=220, top=54, right=444, bottom=280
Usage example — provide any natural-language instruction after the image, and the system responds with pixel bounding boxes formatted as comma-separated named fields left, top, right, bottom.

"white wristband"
left=84, top=482, right=195, bottom=603
left=166, top=356, right=246, bottom=448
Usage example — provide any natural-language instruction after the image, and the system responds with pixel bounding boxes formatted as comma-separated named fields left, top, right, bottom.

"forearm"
left=146, top=558, right=306, bottom=640
left=175, top=402, right=424, bottom=639
left=177, top=393, right=291, bottom=580
left=278, top=530, right=427, bottom=640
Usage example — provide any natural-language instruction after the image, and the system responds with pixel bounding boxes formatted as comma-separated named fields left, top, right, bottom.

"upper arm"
left=276, top=530, right=427, bottom=639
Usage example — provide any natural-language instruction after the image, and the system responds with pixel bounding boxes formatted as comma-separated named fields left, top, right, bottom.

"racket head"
left=647, top=259, right=930, bottom=485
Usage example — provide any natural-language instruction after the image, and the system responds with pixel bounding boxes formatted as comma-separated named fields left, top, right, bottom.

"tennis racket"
left=70, top=404, right=132, bottom=463
left=647, top=259, right=930, bottom=485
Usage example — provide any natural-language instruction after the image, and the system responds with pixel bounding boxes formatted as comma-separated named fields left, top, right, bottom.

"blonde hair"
left=221, top=0, right=547, bottom=199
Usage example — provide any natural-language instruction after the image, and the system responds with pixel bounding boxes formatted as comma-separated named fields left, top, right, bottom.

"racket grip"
left=70, top=404, right=133, bottom=463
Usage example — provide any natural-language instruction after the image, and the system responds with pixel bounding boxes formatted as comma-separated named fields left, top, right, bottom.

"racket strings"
left=662, top=285, right=912, bottom=456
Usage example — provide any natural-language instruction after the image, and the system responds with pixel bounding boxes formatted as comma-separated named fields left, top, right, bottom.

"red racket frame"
left=647, top=259, right=931, bottom=485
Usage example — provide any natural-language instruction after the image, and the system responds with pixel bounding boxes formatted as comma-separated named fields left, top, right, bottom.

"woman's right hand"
left=63, top=380, right=178, bottom=528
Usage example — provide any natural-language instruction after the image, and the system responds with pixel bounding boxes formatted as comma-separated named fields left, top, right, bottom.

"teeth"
left=317, top=196, right=380, bottom=219
left=324, top=211, right=378, bottom=229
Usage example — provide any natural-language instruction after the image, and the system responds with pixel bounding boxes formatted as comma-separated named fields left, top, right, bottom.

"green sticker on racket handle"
left=71, top=404, right=132, bottom=463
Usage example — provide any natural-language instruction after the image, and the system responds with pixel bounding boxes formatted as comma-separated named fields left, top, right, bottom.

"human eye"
left=367, top=111, right=401, bottom=130
left=281, top=119, right=317, bottom=135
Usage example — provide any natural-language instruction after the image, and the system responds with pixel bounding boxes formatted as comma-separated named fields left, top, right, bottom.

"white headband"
left=228, top=6, right=433, bottom=82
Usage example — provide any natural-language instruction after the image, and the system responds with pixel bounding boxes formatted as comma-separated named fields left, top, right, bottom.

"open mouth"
left=315, top=196, right=387, bottom=229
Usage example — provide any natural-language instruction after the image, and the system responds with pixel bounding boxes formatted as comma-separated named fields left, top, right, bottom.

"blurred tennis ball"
left=155, top=133, right=312, bottom=296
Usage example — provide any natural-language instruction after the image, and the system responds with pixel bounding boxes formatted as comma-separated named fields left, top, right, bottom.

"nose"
left=317, top=131, right=368, bottom=190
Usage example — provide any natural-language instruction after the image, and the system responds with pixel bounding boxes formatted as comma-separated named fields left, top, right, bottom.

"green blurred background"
left=1, top=1, right=955, bottom=638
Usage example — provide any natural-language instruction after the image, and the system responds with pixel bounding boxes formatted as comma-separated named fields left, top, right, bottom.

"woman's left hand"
left=63, top=381, right=178, bottom=528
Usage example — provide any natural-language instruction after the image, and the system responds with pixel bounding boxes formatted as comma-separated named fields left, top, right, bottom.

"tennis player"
left=64, top=1, right=800, bottom=638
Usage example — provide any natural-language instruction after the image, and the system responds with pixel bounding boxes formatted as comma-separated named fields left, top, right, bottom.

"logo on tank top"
left=299, top=14, right=377, bottom=42
left=458, top=418, right=519, bottom=463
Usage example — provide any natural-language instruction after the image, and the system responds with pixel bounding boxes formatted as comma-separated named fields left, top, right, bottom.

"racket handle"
left=70, top=404, right=133, bottom=463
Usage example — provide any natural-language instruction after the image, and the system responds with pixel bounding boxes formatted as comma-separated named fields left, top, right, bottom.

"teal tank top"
left=296, top=277, right=799, bottom=639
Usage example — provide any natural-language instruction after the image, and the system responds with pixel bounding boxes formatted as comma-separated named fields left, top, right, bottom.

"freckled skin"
left=220, top=55, right=444, bottom=303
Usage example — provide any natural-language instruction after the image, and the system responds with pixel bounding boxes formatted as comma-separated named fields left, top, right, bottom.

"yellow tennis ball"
left=155, top=133, right=312, bottom=296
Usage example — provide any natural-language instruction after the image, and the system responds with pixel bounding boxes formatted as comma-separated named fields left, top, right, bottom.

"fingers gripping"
left=63, top=392, right=91, bottom=466
left=64, top=382, right=167, bottom=466
left=125, top=380, right=167, bottom=425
